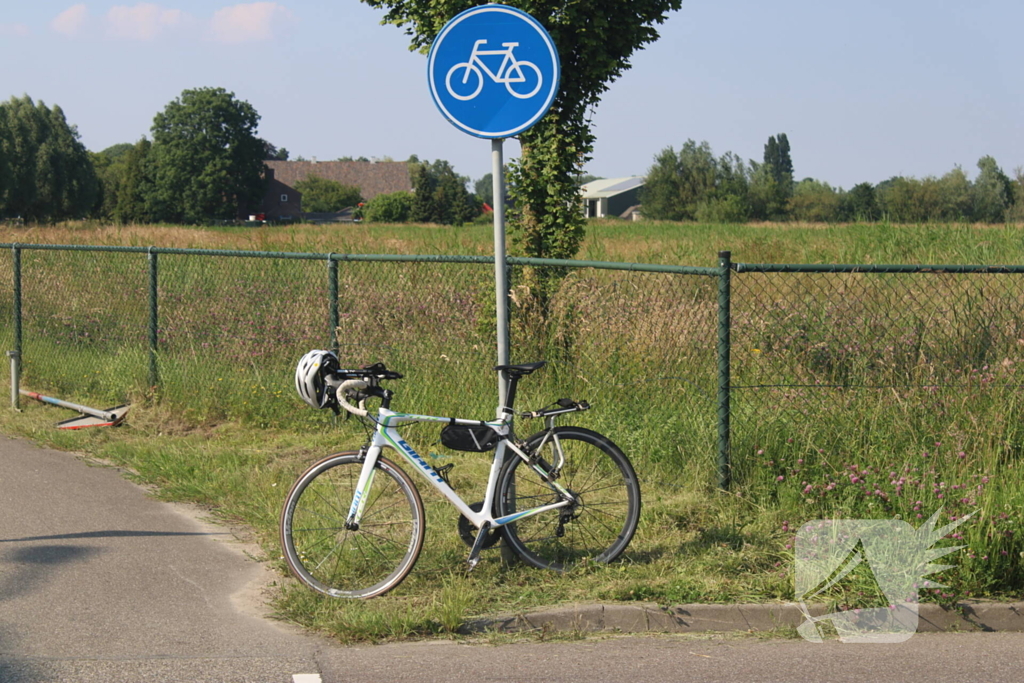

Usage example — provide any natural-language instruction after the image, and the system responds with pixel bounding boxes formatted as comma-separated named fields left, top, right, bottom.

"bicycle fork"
left=344, top=444, right=381, bottom=531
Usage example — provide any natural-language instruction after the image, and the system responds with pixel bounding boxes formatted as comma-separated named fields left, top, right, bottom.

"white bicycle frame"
left=341, top=399, right=575, bottom=536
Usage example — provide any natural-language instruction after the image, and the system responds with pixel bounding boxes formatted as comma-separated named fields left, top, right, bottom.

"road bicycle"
left=281, top=352, right=641, bottom=599
left=445, top=39, right=543, bottom=101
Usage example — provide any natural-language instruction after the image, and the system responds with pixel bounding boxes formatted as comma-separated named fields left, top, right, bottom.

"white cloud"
left=0, top=23, right=31, bottom=37
left=51, top=4, right=89, bottom=37
left=106, top=3, right=190, bottom=41
left=209, top=2, right=294, bottom=44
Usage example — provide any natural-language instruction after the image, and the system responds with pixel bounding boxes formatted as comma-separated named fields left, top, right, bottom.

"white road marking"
left=293, top=675, right=322, bottom=683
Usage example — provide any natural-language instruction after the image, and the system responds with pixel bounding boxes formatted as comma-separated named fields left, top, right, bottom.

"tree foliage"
left=0, top=95, right=97, bottom=222
left=639, top=132, right=1018, bottom=225
left=114, top=139, right=155, bottom=224
left=474, top=173, right=493, bottom=206
left=293, top=175, right=363, bottom=213
left=757, top=133, right=794, bottom=217
left=260, top=139, right=289, bottom=161
left=842, top=182, right=879, bottom=221
left=1010, top=168, right=1024, bottom=223
left=360, top=0, right=682, bottom=260
left=148, top=87, right=266, bottom=223
left=640, top=140, right=750, bottom=221
left=972, top=156, right=1013, bottom=223
left=409, top=159, right=478, bottom=225
left=764, top=133, right=794, bottom=191
left=788, top=178, right=840, bottom=222
left=876, top=169, right=975, bottom=223
left=364, top=190, right=413, bottom=223
left=91, top=142, right=137, bottom=220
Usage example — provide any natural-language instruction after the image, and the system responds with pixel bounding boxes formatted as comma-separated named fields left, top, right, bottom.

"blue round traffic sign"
left=427, top=5, right=560, bottom=139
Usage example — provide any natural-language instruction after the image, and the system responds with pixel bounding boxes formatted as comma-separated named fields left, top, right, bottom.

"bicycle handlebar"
left=335, top=378, right=371, bottom=417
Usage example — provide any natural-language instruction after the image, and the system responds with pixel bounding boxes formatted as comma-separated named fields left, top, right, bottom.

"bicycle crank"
left=458, top=501, right=503, bottom=549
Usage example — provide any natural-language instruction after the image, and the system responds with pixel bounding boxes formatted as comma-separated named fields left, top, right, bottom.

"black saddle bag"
left=440, top=424, right=499, bottom=452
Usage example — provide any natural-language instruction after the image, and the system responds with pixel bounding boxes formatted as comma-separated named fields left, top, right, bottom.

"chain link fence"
left=5, top=244, right=1022, bottom=489
left=0, top=245, right=718, bottom=475
left=728, top=261, right=1024, bottom=490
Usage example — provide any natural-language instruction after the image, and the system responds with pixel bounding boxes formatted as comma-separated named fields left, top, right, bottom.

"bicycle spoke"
left=308, top=485, right=347, bottom=518
left=282, top=454, right=424, bottom=598
left=499, top=428, right=639, bottom=571
left=311, top=530, right=349, bottom=573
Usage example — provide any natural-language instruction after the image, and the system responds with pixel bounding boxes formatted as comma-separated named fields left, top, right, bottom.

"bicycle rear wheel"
left=280, top=451, right=424, bottom=599
left=497, top=427, right=640, bottom=571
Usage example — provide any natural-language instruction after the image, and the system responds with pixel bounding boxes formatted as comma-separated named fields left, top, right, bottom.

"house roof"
left=581, top=176, right=646, bottom=199
left=265, top=160, right=413, bottom=201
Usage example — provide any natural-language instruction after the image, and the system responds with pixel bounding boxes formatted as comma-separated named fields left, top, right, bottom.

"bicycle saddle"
left=494, top=361, right=546, bottom=378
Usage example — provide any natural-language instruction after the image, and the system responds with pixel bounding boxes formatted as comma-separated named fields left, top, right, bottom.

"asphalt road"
left=3, top=434, right=1023, bottom=683
left=0, top=434, right=323, bottom=682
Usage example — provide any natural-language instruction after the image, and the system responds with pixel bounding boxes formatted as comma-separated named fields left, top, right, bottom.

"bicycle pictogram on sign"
left=427, top=4, right=560, bottom=139
left=445, top=40, right=543, bottom=101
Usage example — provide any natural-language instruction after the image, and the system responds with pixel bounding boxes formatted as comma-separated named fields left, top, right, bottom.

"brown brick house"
left=259, top=160, right=414, bottom=220
left=258, top=167, right=303, bottom=220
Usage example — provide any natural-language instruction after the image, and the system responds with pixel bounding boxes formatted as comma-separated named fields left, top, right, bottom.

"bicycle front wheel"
left=445, top=62, right=484, bottom=101
left=280, top=451, right=425, bottom=599
left=497, top=427, right=640, bottom=571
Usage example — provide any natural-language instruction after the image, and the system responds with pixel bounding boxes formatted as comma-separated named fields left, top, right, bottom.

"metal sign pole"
left=492, top=138, right=510, bottom=409
left=427, top=4, right=559, bottom=414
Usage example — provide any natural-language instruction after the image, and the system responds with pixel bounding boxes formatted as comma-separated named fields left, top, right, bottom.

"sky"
left=2, top=1, right=1021, bottom=190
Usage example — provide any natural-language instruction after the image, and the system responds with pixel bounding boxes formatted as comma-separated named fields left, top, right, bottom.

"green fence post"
left=9, top=245, right=22, bottom=409
left=328, top=255, right=339, bottom=353
left=148, top=248, right=159, bottom=389
left=717, top=250, right=732, bottom=490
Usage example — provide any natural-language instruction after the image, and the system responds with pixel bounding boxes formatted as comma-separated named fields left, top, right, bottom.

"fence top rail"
left=734, top=262, right=1024, bottom=274
left=0, top=243, right=716, bottom=276
left=6, top=243, right=1024, bottom=275
left=508, top=256, right=718, bottom=276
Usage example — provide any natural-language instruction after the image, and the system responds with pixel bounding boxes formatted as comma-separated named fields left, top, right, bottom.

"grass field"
left=4, top=217, right=1024, bottom=265
left=1, top=219, right=1022, bottom=642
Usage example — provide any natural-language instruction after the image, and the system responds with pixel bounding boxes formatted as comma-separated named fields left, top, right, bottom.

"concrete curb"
left=460, top=601, right=1024, bottom=635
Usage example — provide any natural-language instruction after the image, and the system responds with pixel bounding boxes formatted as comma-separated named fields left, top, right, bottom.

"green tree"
left=474, top=173, right=493, bottom=206
left=841, top=182, right=879, bottom=222
left=114, top=138, right=155, bottom=224
left=0, top=107, right=9, bottom=212
left=693, top=195, right=747, bottom=223
left=877, top=176, right=927, bottom=222
left=935, top=167, right=972, bottom=221
left=1009, top=167, right=1024, bottom=223
left=364, top=190, right=413, bottom=222
left=747, top=161, right=784, bottom=220
left=409, top=159, right=478, bottom=225
left=0, top=95, right=98, bottom=222
left=972, top=156, right=1013, bottom=223
left=760, top=133, right=794, bottom=216
left=640, top=146, right=687, bottom=220
left=148, top=87, right=266, bottom=223
left=788, top=178, right=841, bottom=223
left=640, top=140, right=748, bottom=221
left=90, top=142, right=135, bottom=219
left=361, top=0, right=682, bottom=259
left=260, top=139, right=289, bottom=160
left=293, top=175, right=363, bottom=213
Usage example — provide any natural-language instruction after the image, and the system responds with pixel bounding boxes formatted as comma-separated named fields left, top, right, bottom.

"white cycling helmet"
left=295, top=349, right=340, bottom=409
